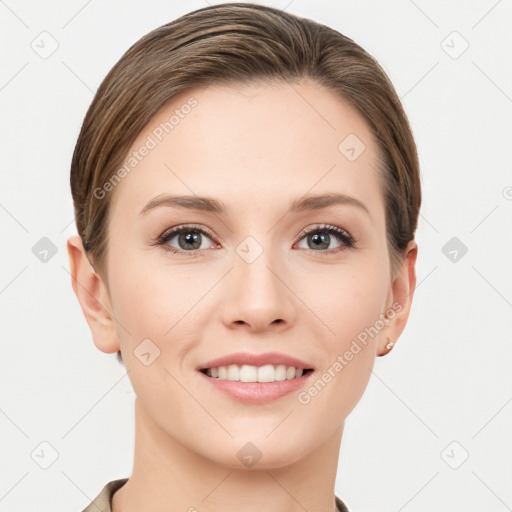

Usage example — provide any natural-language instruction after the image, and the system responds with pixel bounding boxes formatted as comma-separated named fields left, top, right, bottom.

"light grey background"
left=1, top=1, right=511, bottom=511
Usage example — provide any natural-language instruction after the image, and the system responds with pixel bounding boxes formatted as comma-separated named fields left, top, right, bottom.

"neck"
left=112, top=397, right=343, bottom=512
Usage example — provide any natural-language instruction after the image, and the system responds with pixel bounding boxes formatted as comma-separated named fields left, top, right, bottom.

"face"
left=93, top=81, right=411, bottom=468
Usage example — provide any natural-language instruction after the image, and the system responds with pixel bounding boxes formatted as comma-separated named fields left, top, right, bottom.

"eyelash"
left=154, top=223, right=356, bottom=257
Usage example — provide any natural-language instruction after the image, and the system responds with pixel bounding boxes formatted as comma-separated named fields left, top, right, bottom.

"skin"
left=68, top=80, right=417, bottom=512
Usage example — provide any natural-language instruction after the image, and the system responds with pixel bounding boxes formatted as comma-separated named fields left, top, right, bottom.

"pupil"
left=180, top=231, right=201, bottom=250
left=310, top=233, right=329, bottom=250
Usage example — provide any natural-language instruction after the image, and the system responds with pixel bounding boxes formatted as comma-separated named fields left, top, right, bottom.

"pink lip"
left=197, top=351, right=314, bottom=371
left=197, top=370, right=314, bottom=404
left=196, top=351, right=315, bottom=404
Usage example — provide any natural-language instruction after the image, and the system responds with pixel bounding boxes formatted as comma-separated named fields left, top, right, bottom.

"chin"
left=195, top=432, right=316, bottom=471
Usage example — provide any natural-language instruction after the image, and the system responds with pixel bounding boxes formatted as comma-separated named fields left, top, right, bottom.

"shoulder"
left=79, top=478, right=128, bottom=512
left=80, top=480, right=348, bottom=512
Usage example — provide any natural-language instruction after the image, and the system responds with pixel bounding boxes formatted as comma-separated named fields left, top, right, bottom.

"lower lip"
left=197, top=370, right=314, bottom=404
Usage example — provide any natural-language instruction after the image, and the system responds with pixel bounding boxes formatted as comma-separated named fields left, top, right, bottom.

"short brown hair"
left=70, top=2, right=421, bottom=365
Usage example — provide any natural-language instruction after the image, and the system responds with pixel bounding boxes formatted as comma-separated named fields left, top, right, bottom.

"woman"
left=67, top=3, right=420, bottom=511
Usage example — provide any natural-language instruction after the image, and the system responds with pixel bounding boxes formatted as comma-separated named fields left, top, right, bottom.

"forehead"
left=108, top=80, right=383, bottom=222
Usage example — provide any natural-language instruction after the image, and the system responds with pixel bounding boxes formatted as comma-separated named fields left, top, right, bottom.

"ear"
left=377, top=239, right=418, bottom=356
left=67, top=235, right=120, bottom=354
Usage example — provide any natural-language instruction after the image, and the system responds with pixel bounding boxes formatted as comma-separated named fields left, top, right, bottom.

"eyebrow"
left=139, top=192, right=370, bottom=216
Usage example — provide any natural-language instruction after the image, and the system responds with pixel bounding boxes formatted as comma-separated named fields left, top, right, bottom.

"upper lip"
left=197, top=351, right=314, bottom=371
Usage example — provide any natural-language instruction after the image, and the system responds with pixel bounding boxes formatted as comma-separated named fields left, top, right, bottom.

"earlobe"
left=377, top=240, right=418, bottom=357
left=67, top=235, right=120, bottom=355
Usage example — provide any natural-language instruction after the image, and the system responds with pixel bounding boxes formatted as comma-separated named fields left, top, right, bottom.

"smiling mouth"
left=199, top=364, right=314, bottom=383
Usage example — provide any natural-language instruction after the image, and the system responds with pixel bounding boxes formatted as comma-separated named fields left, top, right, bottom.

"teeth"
left=204, top=364, right=306, bottom=382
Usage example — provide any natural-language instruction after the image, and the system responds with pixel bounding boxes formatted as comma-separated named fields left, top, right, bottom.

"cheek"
left=108, top=250, right=187, bottom=331
left=107, top=254, right=208, bottom=366
left=107, top=263, right=197, bottom=412
left=300, top=261, right=389, bottom=348
left=315, top=263, right=389, bottom=410
left=304, top=346, right=375, bottom=427
left=298, top=274, right=385, bottom=418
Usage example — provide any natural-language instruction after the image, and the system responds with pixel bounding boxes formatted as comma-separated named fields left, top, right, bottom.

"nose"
left=220, top=246, right=297, bottom=333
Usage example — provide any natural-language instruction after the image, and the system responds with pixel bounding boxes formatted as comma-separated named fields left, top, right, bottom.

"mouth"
left=199, top=364, right=314, bottom=383
left=196, top=352, right=315, bottom=403
left=197, top=366, right=315, bottom=404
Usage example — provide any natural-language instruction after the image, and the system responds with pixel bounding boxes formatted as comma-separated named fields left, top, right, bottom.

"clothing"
left=80, top=478, right=350, bottom=512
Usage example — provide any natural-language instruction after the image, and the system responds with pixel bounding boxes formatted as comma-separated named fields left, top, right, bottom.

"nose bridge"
left=221, top=233, right=295, bottom=330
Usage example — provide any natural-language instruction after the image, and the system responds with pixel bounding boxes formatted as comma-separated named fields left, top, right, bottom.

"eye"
left=154, top=223, right=356, bottom=256
left=295, top=224, right=356, bottom=254
left=155, top=224, right=217, bottom=255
